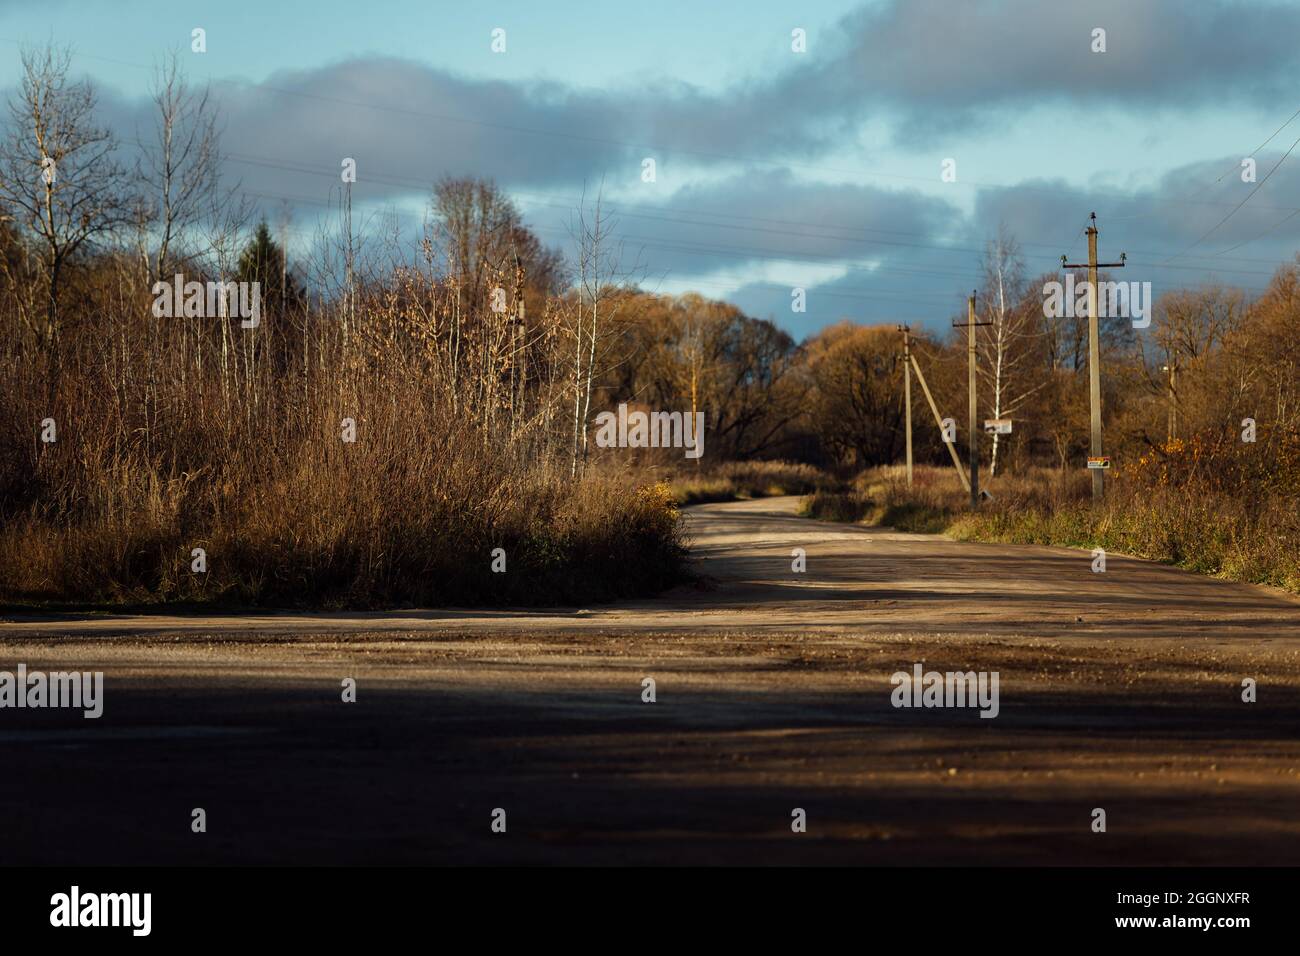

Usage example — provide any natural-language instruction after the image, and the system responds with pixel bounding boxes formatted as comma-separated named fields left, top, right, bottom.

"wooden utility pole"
left=953, top=292, right=992, bottom=509
left=909, top=351, right=970, bottom=493
left=1063, top=213, right=1125, bottom=502
left=900, top=324, right=913, bottom=488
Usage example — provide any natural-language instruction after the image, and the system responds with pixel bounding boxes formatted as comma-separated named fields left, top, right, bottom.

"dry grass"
left=802, top=460, right=1300, bottom=593
left=670, top=460, right=829, bottom=506
left=0, top=261, right=686, bottom=609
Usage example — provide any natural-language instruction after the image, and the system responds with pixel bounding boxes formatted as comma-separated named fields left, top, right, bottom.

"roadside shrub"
left=671, top=460, right=829, bottom=505
left=802, top=460, right=1300, bottom=594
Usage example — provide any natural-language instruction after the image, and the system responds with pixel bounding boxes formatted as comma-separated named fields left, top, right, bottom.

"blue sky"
left=3, top=0, right=1300, bottom=339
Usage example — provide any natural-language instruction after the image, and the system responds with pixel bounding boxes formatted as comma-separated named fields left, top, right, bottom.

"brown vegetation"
left=0, top=48, right=686, bottom=608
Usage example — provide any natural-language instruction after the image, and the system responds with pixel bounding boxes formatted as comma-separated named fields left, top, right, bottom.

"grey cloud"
left=579, top=168, right=964, bottom=279
left=971, top=154, right=1300, bottom=266
left=68, top=1, right=1300, bottom=209
left=718, top=0, right=1300, bottom=147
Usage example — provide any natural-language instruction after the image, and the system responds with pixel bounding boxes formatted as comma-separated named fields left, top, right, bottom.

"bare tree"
left=430, top=177, right=564, bottom=308
left=977, top=225, right=1046, bottom=476
left=140, top=52, right=219, bottom=283
left=570, top=183, right=631, bottom=475
left=0, top=43, right=131, bottom=357
left=198, top=175, right=254, bottom=403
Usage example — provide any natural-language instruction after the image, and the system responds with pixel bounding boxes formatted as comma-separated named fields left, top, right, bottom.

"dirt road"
left=3, top=497, right=1299, bottom=864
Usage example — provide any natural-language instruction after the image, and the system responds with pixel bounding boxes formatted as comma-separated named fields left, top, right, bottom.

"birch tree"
left=0, top=44, right=130, bottom=360
left=140, top=52, right=219, bottom=284
left=569, top=184, right=629, bottom=475
left=977, top=226, right=1045, bottom=476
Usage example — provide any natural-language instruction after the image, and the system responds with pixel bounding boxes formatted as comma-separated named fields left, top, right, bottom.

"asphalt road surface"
left=3, top=496, right=1299, bottom=865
